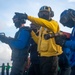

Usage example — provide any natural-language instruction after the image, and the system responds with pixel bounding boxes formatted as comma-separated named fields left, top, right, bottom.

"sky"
left=0, top=0, right=75, bottom=67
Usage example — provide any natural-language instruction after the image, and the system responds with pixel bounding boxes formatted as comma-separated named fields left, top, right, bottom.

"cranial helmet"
left=38, top=6, right=54, bottom=20
left=60, top=9, right=74, bottom=28
left=12, top=12, right=26, bottom=28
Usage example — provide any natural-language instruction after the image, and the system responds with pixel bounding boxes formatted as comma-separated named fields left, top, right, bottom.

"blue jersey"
left=64, top=26, right=75, bottom=67
left=9, top=26, right=31, bottom=50
left=9, top=26, right=31, bottom=60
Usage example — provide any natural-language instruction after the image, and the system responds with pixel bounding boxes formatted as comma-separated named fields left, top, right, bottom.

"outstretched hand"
left=0, top=33, right=13, bottom=44
left=0, top=33, right=7, bottom=43
left=44, top=34, right=51, bottom=40
left=55, top=35, right=67, bottom=47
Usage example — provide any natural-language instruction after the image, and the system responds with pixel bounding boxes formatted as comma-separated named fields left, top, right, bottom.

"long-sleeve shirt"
left=64, top=26, right=75, bottom=67
left=28, top=16, right=63, bottom=57
left=9, top=26, right=31, bottom=50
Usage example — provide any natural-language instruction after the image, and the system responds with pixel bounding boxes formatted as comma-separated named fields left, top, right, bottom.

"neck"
left=20, top=24, right=25, bottom=28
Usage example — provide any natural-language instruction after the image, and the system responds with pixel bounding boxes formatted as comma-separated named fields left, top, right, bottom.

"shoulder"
left=49, top=19, right=60, bottom=32
left=20, top=26, right=31, bottom=32
left=51, top=19, right=58, bottom=24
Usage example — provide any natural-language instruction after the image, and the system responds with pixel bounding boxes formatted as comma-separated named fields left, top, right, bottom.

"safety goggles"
left=40, top=11, right=49, bottom=15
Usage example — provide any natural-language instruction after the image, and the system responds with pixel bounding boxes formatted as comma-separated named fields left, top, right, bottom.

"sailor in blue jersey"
left=55, top=9, right=75, bottom=75
left=0, top=12, right=31, bottom=75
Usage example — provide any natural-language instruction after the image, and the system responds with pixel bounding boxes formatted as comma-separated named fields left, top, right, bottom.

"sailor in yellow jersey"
left=18, top=5, right=63, bottom=75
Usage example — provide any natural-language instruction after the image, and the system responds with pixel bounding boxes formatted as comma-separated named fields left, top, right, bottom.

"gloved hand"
left=44, top=34, right=51, bottom=40
left=0, top=34, right=13, bottom=44
left=55, top=35, right=67, bottom=47
left=0, top=33, right=5, bottom=41
left=44, top=33, right=55, bottom=40
left=0, top=34, right=8, bottom=43
left=15, top=12, right=28, bottom=19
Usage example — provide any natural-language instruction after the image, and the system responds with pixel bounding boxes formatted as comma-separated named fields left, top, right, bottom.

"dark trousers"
left=70, top=66, right=75, bottom=75
left=28, top=63, right=40, bottom=75
left=39, top=56, right=58, bottom=75
left=10, top=58, right=27, bottom=75
left=58, top=53, right=71, bottom=75
left=58, top=67, right=71, bottom=75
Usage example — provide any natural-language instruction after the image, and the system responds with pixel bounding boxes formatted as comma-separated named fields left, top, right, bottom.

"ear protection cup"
left=38, top=12, right=42, bottom=18
left=49, top=7, right=54, bottom=17
left=20, top=19, right=26, bottom=24
left=60, top=9, right=74, bottom=28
